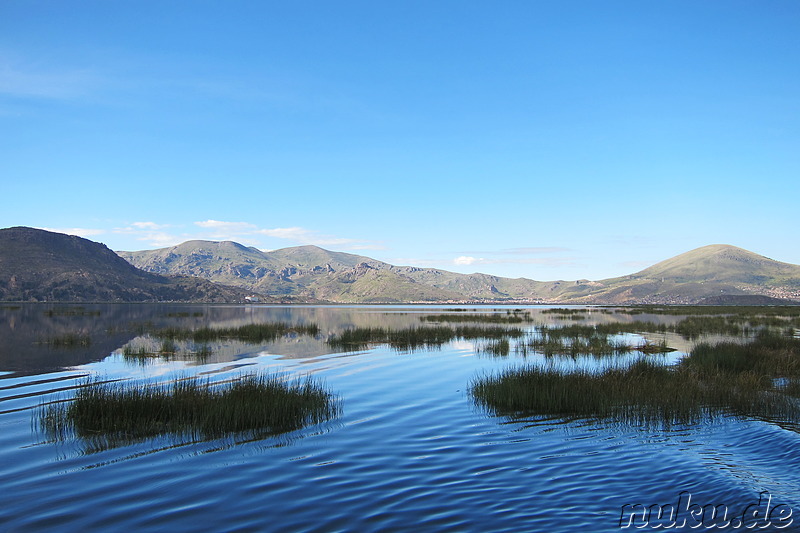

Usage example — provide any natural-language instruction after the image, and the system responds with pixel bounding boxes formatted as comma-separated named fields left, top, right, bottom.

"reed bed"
left=43, top=307, right=101, bottom=317
left=480, top=339, right=511, bottom=356
left=41, top=333, right=92, bottom=348
left=38, top=372, right=340, bottom=443
left=623, top=305, right=800, bottom=317
left=154, top=322, right=320, bottom=344
left=536, top=315, right=793, bottom=341
left=527, top=334, right=633, bottom=357
left=327, top=325, right=526, bottom=351
left=471, top=359, right=707, bottom=425
left=472, top=332, right=800, bottom=426
left=121, top=341, right=212, bottom=363
left=420, top=313, right=532, bottom=324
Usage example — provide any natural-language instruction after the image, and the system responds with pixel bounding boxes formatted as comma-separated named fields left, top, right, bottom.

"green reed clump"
left=527, top=329, right=634, bottom=357
left=480, top=339, right=511, bottom=356
left=637, top=339, right=675, bottom=354
left=44, top=307, right=101, bottom=317
left=327, top=325, right=525, bottom=351
left=38, top=373, right=340, bottom=443
left=122, top=344, right=149, bottom=358
left=541, top=308, right=586, bottom=315
left=420, top=313, right=531, bottom=324
left=42, top=333, right=92, bottom=348
left=471, top=359, right=707, bottom=425
left=680, top=332, right=800, bottom=379
left=159, top=339, right=178, bottom=354
left=537, top=322, right=667, bottom=340
left=155, top=322, right=320, bottom=344
left=473, top=331, right=800, bottom=426
left=627, top=306, right=800, bottom=317
left=672, top=316, right=744, bottom=339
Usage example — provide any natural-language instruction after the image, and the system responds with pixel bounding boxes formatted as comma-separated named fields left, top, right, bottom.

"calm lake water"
left=1, top=304, right=799, bottom=532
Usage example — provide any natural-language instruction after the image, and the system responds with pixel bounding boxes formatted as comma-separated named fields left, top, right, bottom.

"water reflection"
left=3, top=303, right=790, bottom=376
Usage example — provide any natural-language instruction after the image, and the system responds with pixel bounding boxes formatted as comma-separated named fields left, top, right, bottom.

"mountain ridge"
left=1, top=225, right=797, bottom=304
left=119, top=240, right=800, bottom=305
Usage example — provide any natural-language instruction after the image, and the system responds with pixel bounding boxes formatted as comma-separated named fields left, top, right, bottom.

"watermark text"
left=619, top=491, right=793, bottom=529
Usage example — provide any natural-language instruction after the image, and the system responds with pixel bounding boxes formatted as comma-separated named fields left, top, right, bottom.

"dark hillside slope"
left=0, top=227, right=248, bottom=302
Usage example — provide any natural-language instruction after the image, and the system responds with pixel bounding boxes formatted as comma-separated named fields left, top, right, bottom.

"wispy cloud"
left=38, top=227, right=105, bottom=238
left=0, top=56, right=101, bottom=100
left=461, top=246, right=571, bottom=255
left=453, top=256, right=576, bottom=267
left=113, top=222, right=187, bottom=248
left=499, top=247, right=570, bottom=255
left=110, top=219, right=384, bottom=251
left=452, top=246, right=575, bottom=269
left=192, top=220, right=384, bottom=250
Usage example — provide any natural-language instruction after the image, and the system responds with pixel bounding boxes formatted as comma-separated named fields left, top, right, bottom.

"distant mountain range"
left=119, top=238, right=800, bottom=305
left=2, top=226, right=798, bottom=304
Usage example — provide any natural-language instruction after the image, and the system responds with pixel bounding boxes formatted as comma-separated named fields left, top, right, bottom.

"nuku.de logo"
left=619, top=491, right=793, bottom=529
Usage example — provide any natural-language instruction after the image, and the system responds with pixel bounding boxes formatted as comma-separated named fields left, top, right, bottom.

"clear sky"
left=1, top=1, right=798, bottom=281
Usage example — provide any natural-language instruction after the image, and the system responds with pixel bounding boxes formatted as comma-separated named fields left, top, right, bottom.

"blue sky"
left=1, top=1, right=798, bottom=280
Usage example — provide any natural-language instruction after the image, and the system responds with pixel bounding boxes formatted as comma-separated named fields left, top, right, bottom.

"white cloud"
left=112, top=223, right=188, bottom=248
left=254, top=225, right=384, bottom=250
left=38, top=227, right=105, bottom=238
left=454, top=256, right=482, bottom=266
left=256, top=226, right=313, bottom=240
left=131, top=221, right=168, bottom=230
left=453, top=255, right=575, bottom=268
left=195, top=220, right=256, bottom=231
left=110, top=219, right=381, bottom=251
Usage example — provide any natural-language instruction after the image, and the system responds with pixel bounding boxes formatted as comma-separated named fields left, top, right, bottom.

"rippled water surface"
left=1, top=304, right=799, bottom=532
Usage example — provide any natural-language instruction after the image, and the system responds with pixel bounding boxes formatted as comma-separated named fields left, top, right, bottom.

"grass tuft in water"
left=38, top=372, right=341, bottom=444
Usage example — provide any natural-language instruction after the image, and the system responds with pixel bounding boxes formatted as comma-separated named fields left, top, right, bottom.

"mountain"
left=119, top=241, right=800, bottom=304
left=548, top=245, right=800, bottom=304
left=119, top=241, right=467, bottom=303
left=0, top=227, right=251, bottom=302
left=4, top=226, right=795, bottom=304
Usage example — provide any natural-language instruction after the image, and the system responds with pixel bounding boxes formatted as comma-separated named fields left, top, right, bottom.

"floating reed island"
left=471, top=332, right=800, bottom=426
left=38, top=372, right=341, bottom=445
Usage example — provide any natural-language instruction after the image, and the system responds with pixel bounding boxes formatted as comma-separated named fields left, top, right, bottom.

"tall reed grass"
left=327, top=325, right=526, bottom=351
left=38, top=372, right=341, bottom=445
left=471, top=332, right=800, bottom=426
left=155, top=322, right=320, bottom=344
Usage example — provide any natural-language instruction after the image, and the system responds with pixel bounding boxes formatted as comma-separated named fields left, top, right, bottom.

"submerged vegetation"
left=38, top=372, right=341, bottom=445
left=471, top=332, right=800, bottom=426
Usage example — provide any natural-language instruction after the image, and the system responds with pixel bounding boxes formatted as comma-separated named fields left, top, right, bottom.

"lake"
left=1, top=304, right=798, bottom=532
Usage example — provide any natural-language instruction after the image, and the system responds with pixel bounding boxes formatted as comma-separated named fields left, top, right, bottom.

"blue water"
left=1, top=305, right=799, bottom=532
